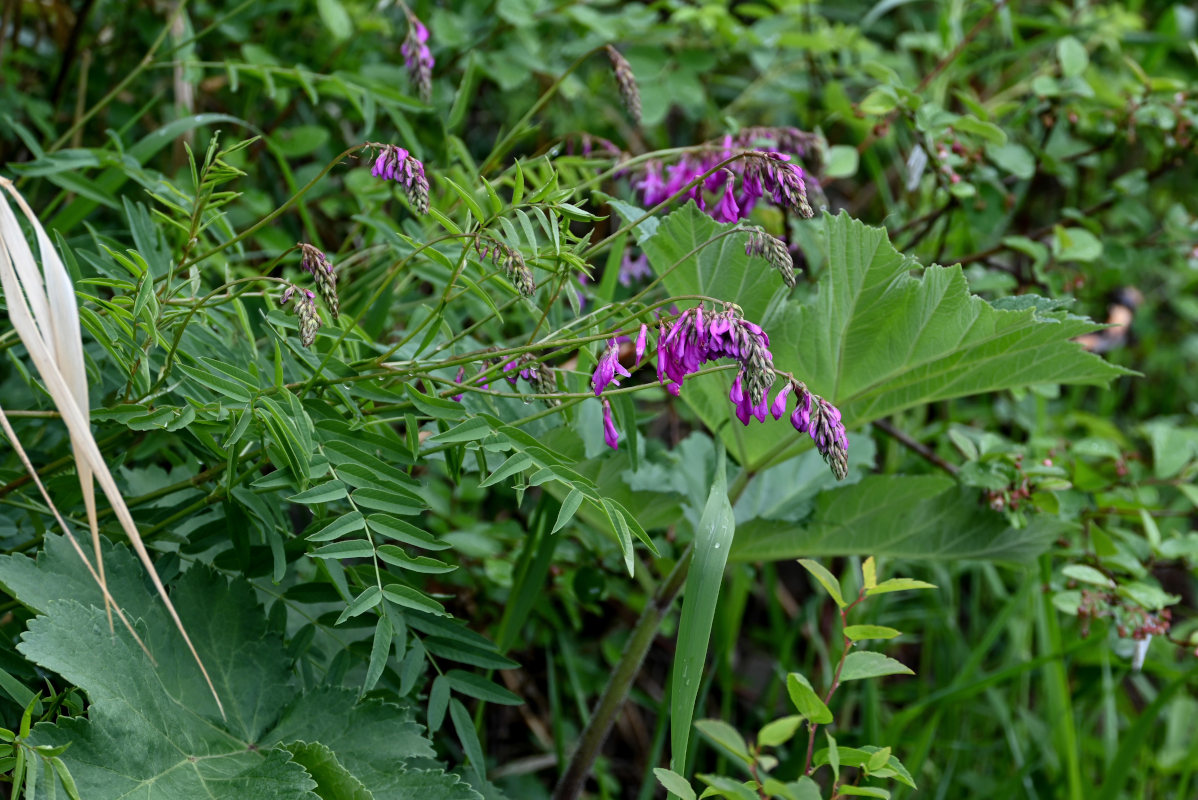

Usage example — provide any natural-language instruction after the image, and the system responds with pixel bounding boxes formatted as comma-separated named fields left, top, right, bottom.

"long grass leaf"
left=0, top=178, right=226, bottom=718
left=669, top=445, right=735, bottom=786
left=4, top=183, right=108, bottom=629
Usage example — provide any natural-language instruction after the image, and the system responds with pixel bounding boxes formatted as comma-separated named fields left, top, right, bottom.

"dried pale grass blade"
left=1, top=182, right=108, bottom=629
left=0, top=404, right=152, bottom=661
left=0, top=178, right=226, bottom=719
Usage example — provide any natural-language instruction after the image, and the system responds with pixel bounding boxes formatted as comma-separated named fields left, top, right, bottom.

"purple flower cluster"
left=629, top=128, right=820, bottom=223
left=370, top=144, right=429, bottom=215
left=589, top=304, right=849, bottom=478
left=656, top=305, right=776, bottom=405
left=451, top=360, right=493, bottom=403
left=401, top=13, right=434, bottom=101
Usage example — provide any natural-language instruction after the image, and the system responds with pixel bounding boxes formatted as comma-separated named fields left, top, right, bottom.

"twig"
left=874, top=419, right=959, bottom=475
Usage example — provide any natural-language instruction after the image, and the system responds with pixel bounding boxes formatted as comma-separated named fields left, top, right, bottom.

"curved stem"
left=178, top=145, right=365, bottom=272
left=478, top=46, right=605, bottom=176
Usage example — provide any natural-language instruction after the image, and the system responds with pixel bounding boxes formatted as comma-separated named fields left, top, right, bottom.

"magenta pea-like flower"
left=601, top=398, right=620, bottom=450
left=634, top=324, right=648, bottom=366
left=592, top=338, right=631, bottom=396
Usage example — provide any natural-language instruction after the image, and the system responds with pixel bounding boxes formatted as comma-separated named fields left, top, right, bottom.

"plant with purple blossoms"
left=476, top=236, right=536, bottom=298
left=605, top=45, right=641, bottom=125
left=627, top=127, right=820, bottom=224
left=298, top=243, right=338, bottom=318
left=280, top=283, right=321, bottom=348
left=401, top=10, right=434, bottom=102
left=369, top=143, right=430, bottom=214
left=590, top=302, right=850, bottom=478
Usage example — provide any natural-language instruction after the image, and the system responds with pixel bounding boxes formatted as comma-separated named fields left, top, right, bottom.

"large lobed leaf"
left=642, top=206, right=1130, bottom=469
left=0, top=535, right=480, bottom=800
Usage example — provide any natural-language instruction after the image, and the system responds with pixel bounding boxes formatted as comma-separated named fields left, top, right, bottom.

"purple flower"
left=503, top=358, right=522, bottom=386
left=619, top=251, right=652, bottom=286
left=665, top=159, right=703, bottom=208
left=770, top=381, right=793, bottom=420
left=634, top=161, right=669, bottom=206
left=711, top=171, right=741, bottom=223
left=401, top=14, right=434, bottom=101
left=601, top=398, right=620, bottom=450
left=371, top=144, right=430, bottom=214
left=452, top=367, right=466, bottom=402
left=592, top=339, right=631, bottom=396
left=790, top=389, right=812, bottom=434
left=635, top=324, right=648, bottom=366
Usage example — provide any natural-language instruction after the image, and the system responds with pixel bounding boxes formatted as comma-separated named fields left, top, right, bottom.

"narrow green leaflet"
left=654, top=768, right=697, bottom=800
left=693, top=719, right=752, bottom=763
left=786, top=673, right=832, bottom=724
left=797, top=559, right=847, bottom=608
left=839, top=651, right=915, bottom=681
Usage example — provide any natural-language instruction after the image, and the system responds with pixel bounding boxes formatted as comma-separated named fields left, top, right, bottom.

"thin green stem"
left=478, top=46, right=605, bottom=176
left=178, top=145, right=365, bottom=272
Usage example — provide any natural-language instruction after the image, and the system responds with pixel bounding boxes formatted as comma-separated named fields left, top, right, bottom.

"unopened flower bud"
left=605, top=45, right=641, bottom=125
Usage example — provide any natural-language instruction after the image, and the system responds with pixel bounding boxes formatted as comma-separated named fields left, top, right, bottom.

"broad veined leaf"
left=731, top=475, right=1068, bottom=563
left=2, top=537, right=479, bottom=800
left=641, top=200, right=788, bottom=327
left=641, top=207, right=1130, bottom=468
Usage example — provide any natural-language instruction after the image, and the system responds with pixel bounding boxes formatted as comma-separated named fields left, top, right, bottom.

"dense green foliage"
left=1, top=1, right=1196, bottom=799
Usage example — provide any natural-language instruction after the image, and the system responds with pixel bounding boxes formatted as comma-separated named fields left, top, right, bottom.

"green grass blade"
left=669, top=445, right=735, bottom=786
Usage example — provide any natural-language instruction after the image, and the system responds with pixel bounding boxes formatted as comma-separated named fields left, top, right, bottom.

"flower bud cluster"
left=401, top=13, right=434, bottom=101
left=280, top=284, right=321, bottom=348
left=745, top=227, right=796, bottom=288
left=499, top=354, right=558, bottom=405
left=605, top=45, right=641, bottom=125
left=1076, top=588, right=1172, bottom=641
left=298, top=243, right=338, bottom=318
left=477, top=238, right=536, bottom=297
left=370, top=144, right=429, bottom=214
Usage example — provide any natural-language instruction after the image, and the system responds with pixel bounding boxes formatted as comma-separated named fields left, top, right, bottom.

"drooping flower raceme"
left=588, top=303, right=848, bottom=478
left=476, top=237, right=536, bottom=298
left=280, top=284, right=321, bottom=348
left=605, top=45, right=641, bottom=125
left=401, top=13, right=434, bottom=102
left=370, top=144, right=429, bottom=215
left=745, top=227, right=796, bottom=288
left=627, top=127, right=821, bottom=224
left=298, top=243, right=338, bottom=318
